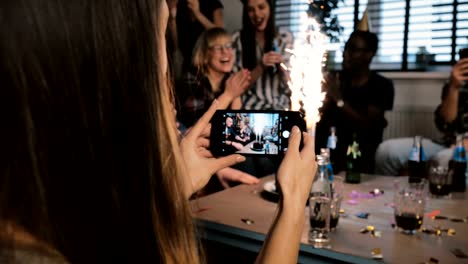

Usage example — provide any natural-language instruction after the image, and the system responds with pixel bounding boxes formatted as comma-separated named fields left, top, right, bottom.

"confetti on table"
left=371, top=248, right=383, bottom=259
left=372, top=230, right=382, bottom=238
left=451, top=248, right=468, bottom=258
left=241, top=218, right=254, bottom=225
left=426, top=210, right=441, bottom=218
left=447, top=228, right=456, bottom=236
left=346, top=199, right=358, bottom=205
left=356, top=212, right=370, bottom=219
left=369, top=188, right=384, bottom=196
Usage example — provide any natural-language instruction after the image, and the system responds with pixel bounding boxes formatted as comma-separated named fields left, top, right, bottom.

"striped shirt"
left=232, top=30, right=293, bottom=110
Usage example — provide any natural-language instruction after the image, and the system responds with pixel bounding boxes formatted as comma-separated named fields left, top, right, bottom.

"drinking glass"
left=330, top=176, right=344, bottom=230
left=308, top=195, right=331, bottom=246
left=393, top=179, right=427, bottom=234
left=428, top=164, right=452, bottom=197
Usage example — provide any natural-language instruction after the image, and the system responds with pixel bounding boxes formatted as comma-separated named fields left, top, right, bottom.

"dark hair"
left=346, top=30, right=379, bottom=54
left=0, top=1, right=199, bottom=263
left=240, top=0, right=277, bottom=70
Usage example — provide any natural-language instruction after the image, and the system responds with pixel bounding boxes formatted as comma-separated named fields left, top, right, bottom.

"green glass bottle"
left=345, top=134, right=361, bottom=184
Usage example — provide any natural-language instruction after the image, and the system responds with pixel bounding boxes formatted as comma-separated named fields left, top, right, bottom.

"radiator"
left=383, top=106, right=442, bottom=140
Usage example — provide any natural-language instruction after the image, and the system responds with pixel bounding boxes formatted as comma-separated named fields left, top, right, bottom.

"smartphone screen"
left=459, top=48, right=468, bottom=60
left=210, top=110, right=305, bottom=157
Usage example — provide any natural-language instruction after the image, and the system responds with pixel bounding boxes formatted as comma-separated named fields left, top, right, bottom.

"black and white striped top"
left=232, top=30, right=293, bottom=110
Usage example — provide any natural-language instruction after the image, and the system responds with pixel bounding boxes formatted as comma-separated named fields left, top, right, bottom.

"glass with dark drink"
left=394, top=179, right=427, bottom=234
left=330, top=176, right=344, bottom=230
left=428, top=165, right=451, bottom=197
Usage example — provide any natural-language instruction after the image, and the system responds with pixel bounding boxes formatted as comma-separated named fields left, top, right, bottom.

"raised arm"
left=438, top=58, right=468, bottom=124
left=188, top=0, right=224, bottom=29
left=256, top=128, right=317, bottom=264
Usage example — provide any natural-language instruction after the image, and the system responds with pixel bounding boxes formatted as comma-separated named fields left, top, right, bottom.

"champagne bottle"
left=345, top=133, right=361, bottom=184
left=449, top=134, right=467, bottom=192
left=408, top=135, right=427, bottom=183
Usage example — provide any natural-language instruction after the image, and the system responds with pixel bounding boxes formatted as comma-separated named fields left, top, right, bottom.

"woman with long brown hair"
left=0, top=0, right=316, bottom=263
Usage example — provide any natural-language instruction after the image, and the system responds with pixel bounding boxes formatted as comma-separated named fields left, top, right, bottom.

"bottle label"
left=453, top=146, right=467, bottom=162
left=408, top=147, right=420, bottom=162
left=327, top=135, right=337, bottom=149
left=347, top=141, right=361, bottom=159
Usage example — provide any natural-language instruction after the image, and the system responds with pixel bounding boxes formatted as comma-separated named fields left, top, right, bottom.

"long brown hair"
left=0, top=0, right=198, bottom=263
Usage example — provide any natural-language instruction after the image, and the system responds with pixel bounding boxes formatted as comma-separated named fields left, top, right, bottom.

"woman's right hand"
left=276, top=127, right=316, bottom=207
left=262, top=51, right=282, bottom=67
left=450, top=58, right=468, bottom=88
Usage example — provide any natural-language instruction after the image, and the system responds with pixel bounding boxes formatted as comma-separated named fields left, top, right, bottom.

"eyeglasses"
left=209, top=43, right=233, bottom=53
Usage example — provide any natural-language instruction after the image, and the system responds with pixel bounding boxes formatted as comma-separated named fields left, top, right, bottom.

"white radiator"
left=383, top=106, right=442, bottom=140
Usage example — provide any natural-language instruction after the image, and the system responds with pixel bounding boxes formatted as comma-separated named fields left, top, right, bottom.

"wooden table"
left=192, top=174, right=468, bottom=263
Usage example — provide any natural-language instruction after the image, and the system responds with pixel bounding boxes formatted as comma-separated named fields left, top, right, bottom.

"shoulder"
left=232, top=30, right=241, bottom=42
left=371, top=72, right=394, bottom=89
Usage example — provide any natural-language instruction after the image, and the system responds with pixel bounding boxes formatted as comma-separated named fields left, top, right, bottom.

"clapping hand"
left=224, top=69, right=251, bottom=99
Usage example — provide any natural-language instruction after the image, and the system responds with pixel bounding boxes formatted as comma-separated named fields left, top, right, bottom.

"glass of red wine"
left=393, top=179, right=427, bottom=234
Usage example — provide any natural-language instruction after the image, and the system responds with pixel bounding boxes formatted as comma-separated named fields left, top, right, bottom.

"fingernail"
left=293, top=126, right=300, bottom=133
left=236, top=155, right=246, bottom=162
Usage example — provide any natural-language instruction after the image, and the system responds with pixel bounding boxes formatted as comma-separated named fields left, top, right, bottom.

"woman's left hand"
left=225, top=69, right=251, bottom=99
left=180, top=99, right=246, bottom=197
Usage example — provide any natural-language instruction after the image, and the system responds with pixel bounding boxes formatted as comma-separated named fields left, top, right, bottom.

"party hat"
left=357, top=7, right=372, bottom=32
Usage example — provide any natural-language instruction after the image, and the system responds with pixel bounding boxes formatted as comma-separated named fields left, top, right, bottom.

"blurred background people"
left=375, top=58, right=468, bottom=176
left=233, top=0, right=293, bottom=110
left=315, top=30, right=395, bottom=173
left=176, top=0, right=224, bottom=72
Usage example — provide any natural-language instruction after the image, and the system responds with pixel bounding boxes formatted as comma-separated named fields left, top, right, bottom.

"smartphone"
left=459, top=48, right=468, bottom=59
left=210, top=110, right=306, bottom=157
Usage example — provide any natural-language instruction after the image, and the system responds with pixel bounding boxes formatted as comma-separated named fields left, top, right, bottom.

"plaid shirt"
left=175, top=71, right=226, bottom=128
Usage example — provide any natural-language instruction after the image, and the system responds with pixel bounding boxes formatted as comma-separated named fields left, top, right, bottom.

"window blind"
left=275, top=0, right=468, bottom=70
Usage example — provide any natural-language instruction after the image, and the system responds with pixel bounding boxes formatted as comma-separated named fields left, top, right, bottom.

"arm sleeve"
left=231, top=30, right=243, bottom=72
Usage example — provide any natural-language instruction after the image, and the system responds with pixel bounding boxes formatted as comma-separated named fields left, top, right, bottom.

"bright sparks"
left=287, top=11, right=328, bottom=134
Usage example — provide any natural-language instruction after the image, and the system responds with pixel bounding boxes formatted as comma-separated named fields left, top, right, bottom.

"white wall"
left=220, top=0, right=243, bottom=33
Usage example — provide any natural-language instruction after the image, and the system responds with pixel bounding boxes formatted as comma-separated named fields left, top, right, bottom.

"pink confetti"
left=426, top=209, right=441, bottom=218
left=347, top=199, right=358, bottom=205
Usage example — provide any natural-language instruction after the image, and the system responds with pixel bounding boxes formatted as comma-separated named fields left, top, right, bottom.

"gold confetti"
left=367, top=225, right=375, bottom=231
left=448, top=229, right=456, bottom=236
left=371, top=248, right=383, bottom=259
left=373, top=231, right=382, bottom=238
